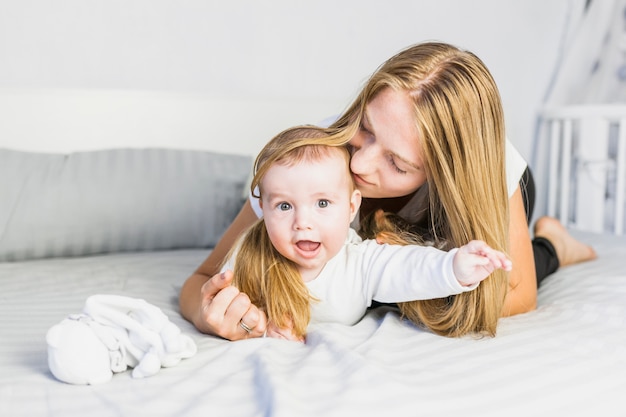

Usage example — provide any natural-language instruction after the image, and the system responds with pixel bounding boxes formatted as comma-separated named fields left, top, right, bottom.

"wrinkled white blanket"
left=1, top=231, right=625, bottom=417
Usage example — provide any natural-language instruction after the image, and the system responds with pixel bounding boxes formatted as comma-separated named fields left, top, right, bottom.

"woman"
left=179, top=41, right=596, bottom=340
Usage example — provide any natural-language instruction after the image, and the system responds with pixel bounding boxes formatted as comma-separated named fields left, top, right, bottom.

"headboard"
left=539, top=104, right=626, bottom=235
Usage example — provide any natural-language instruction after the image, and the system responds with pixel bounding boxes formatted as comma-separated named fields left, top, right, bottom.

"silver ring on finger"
left=239, top=319, right=253, bottom=334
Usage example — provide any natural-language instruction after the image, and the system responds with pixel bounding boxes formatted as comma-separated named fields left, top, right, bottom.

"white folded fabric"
left=46, top=294, right=197, bottom=385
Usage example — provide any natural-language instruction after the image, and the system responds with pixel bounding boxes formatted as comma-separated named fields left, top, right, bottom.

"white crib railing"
left=539, top=104, right=626, bottom=235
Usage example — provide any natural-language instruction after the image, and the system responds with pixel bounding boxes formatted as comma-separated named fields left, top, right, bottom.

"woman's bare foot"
left=534, top=216, right=597, bottom=267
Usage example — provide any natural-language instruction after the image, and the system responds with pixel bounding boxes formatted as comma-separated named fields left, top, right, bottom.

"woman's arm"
left=179, top=200, right=268, bottom=339
left=501, top=186, right=537, bottom=316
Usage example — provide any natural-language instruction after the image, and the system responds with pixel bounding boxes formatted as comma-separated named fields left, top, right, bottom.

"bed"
left=1, top=89, right=625, bottom=417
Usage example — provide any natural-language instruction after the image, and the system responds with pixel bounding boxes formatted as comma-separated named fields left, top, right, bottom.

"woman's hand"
left=195, top=270, right=268, bottom=340
left=179, top=200, right=267, bottom=339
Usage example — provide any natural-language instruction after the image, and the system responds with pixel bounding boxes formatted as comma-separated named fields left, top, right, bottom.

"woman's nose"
left=350, top=139, right=377, bottom=174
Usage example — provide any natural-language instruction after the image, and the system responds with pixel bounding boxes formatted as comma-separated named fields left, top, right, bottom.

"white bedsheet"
left=1, top=231, right=624, bottom=417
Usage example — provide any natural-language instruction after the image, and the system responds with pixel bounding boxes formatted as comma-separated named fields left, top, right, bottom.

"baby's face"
left=260, top=150, right=360, bottom=282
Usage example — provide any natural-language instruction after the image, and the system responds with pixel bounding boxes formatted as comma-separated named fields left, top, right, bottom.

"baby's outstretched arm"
left=453, top=240, right=512, bottom=287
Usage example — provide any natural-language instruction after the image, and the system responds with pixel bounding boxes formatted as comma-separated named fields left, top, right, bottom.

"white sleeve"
left=506, top=138, right=528, bottom=197
left=357, top=242, right=478, bottom=303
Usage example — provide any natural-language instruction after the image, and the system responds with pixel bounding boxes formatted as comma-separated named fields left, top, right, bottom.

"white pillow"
left=0, top=148, right=251, bottom=262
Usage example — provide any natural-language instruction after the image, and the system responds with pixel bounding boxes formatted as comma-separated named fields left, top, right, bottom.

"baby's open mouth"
left=296, top=240, right=320, bottom=251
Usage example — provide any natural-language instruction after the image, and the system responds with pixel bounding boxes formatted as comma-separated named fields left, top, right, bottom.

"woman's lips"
left=352, top=174, right=372, bottom=187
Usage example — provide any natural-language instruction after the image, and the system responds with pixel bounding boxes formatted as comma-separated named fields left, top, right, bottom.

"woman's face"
left=349, top=88, right=427, bottom=199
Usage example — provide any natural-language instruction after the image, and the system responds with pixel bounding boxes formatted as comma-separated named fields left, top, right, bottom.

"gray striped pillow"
left=0, top=148, right=251, bottom=262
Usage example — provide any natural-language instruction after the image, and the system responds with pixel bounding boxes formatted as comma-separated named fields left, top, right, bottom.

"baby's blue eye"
left=279, top=202, right=291, bottom=211
left=318, top=200, right=329, bottom=208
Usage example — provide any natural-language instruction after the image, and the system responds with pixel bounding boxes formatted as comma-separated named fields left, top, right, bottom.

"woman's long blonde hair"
left=225, top=125, right=354, bottom=340
left=333, top=42, right=510, bottom=337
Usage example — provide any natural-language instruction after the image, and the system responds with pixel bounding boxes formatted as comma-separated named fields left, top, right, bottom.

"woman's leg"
left=519, top=168, right=560, bottom=285
left=534, top=216, right=597, bottom=272
left=520, top=168, right=596, bottom=286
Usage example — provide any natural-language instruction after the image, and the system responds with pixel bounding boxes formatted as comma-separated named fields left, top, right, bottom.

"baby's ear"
left=349, top=189, right=362, bottom=222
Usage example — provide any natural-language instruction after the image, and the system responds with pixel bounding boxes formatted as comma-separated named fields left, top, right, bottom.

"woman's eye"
left=388, top=156, right=407, bottom=175
left=317, top=200, right=329, bottom=208
left=279, top=202, right=292, bottom=211
left=359, top=122, right=372, bottom=136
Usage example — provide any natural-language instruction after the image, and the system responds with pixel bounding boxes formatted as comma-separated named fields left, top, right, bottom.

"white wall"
left=0, top=0, right=578, bottom=161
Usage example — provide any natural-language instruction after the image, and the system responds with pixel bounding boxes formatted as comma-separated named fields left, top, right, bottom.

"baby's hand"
left=453, top=240, right=512, bottom=287
left=265, top=320, right=305, bottom=343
